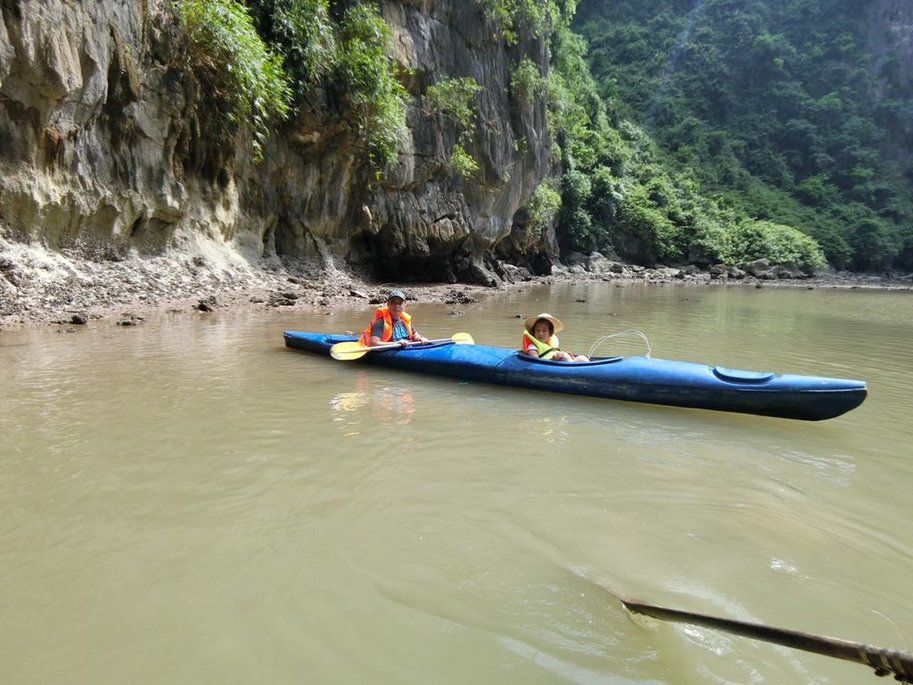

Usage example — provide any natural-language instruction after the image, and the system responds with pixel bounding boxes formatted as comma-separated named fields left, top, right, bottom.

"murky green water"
left=2, top=282, right=911, bottom=684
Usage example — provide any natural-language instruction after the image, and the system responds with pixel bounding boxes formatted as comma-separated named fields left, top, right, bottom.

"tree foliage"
left=334, top=4, right=407, bottom=169
left=450, top=144, right=480, bottom=179
left=545, top=22, right=700, bottom=264
left=177, top=0, right=291, bottom=161
left=478, top=0, right=570, bottom=45
left=246, top=0, right=336, bottom=95
left=528, top=181, right=563, bottom=231
left=510, top=58, right=547, bottom=104
left=179, top=0, right=407, bottom=170
left=424, top=77, right=483, bottom=131
left=571, top=0, right=913, bottom=271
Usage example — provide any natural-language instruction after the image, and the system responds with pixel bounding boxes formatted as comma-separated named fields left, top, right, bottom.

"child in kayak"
left=522, top=313, right=589, bottom=362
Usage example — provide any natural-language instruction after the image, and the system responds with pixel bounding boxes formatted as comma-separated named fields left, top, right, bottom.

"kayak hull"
left=283, top=331, right=867, bottom=421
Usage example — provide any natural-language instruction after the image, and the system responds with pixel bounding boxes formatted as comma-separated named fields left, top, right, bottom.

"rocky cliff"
left=0, top=0, right=553, bottom=314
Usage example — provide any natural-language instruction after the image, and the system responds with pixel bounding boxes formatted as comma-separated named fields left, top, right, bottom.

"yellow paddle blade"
left=330, top=341, right=375, bottom=361
left=451, top=332, right=474, bottom=344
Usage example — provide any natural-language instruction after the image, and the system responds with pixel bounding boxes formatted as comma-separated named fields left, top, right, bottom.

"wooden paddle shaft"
left=329, top=333, right=474, bottom=361
left=622, top=600, right=913, bottom=682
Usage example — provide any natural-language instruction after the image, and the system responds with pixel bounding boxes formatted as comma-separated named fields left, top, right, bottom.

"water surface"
left=2, top=282, right=911, bottom=684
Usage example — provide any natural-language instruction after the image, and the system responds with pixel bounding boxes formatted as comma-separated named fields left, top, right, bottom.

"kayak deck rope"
left=587, top=329, right=653, bottom=359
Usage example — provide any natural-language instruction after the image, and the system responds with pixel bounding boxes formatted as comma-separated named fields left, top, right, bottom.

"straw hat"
left=524, top=313, right=564, bottom=334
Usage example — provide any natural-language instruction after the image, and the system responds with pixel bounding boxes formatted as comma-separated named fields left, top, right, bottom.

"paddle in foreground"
left=611, top=594, right=913, bottom=683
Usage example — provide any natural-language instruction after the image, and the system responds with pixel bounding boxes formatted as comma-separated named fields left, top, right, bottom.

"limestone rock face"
left=0, top=0, right=554, bottom=285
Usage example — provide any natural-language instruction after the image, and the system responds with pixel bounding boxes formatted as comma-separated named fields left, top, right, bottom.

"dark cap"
left=387, top=289, right=407, bottom=302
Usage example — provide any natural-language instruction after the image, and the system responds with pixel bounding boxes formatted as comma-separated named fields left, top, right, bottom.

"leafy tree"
left=726, top=220, right=827, bottom=272
left=335, top=4, right=407, bottom=170
left=527, top=181, right=563, bottom=232
left=478, top=0, right=565, bottom=45
left=177, top=0, right=291, bottom=160
left=510, top=58, right=547, bottom=104
left=424, top=77, right=482, bottom=130
left=450, top=145, right=480, bottom=179
left=246, top=0, right=407, bottom=170
left=247, top=0, right=336, bottom=96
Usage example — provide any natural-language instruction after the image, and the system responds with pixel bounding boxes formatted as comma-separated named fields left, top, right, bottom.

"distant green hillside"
left=568, top=0, right=913, bottom=271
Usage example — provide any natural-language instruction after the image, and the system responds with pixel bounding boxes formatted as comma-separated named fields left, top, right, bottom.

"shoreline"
left=1, top=242, right=911, bottom=332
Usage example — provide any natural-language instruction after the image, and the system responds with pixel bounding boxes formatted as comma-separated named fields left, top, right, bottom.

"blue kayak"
left=282, top=331, right=867, bottom=421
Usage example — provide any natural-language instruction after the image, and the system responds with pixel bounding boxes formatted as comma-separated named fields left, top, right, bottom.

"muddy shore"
left=1, top=239, right=911, bottom=332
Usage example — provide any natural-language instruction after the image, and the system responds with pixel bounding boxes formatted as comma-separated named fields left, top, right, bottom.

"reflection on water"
left=2, top=285, right=912, bottom=684
left=330, top=374, right=416, bottom=430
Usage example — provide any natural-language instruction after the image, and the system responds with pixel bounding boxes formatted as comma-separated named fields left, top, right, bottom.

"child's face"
left=533, top=321, right=551, bottom=340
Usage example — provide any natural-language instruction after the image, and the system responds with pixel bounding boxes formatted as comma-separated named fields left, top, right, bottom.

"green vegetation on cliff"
left=177, top=0, right=291, bottom=161
left=249, top=0, right=408, bottom=169
left=479, top=0, right=568, bottom=44
left=177, top=0, right=406, bottom=170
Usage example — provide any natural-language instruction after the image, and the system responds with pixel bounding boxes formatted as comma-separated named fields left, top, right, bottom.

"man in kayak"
left=360, top=290, right=430, bottom=347
left=522, top=313, right=589, bottom=362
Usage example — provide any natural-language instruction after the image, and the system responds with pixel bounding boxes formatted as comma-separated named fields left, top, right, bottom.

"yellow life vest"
left=521, top=330, right=560, bottom=360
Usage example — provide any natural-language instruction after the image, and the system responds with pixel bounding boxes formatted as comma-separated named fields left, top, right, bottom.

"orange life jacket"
left=521, top=331, right=560, bottom=359
left=359, top=308, right=415, bottom=345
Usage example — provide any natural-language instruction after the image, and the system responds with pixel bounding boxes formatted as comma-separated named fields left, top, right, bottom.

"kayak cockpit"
left=512, top=353, right=624, bottom=366
left=712, top=366, right=776, bottom=384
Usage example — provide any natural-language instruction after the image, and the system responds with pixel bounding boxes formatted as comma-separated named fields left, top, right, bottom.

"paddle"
left=609, top=594, right=913, bottom=683
left=330, top=332, right=475, bottom=361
